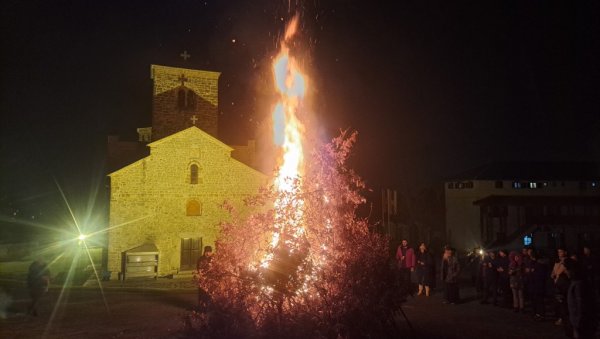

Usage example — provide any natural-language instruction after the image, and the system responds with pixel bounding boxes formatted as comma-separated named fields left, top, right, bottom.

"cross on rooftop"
left=180, top=50, right=191, bottom=61
left=190, top=115, right=199, bottom=125
left=178, top=74, right=188, bottom=86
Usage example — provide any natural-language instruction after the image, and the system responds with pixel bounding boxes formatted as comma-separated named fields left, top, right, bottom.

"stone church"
left=106, top=64, right=267, bottom=279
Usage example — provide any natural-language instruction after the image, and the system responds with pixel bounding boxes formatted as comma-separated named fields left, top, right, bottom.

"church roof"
left=108, top=126, right=267, bottom=178
left=147, top=126, right=233, bottom=151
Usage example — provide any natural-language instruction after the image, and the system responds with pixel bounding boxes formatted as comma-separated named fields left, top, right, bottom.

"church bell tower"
left=150, top=64, right=220, bottom=140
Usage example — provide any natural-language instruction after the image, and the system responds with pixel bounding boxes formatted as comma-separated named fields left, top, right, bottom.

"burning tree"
left=189, top=16, right=405, bottom=338
left=192, top=131, right=403, bottom=338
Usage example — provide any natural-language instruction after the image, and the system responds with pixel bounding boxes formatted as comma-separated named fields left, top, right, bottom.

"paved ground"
left=0, top=277, right=588, bottom=338
left=397, top=287, right=568, bottom=339
left=1, top=278, right=198, bottom=339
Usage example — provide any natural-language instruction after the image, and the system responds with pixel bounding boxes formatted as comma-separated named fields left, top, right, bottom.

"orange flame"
left=273, top=16, right=306, bottom=192
left=261, top=15, right=307, bottom=268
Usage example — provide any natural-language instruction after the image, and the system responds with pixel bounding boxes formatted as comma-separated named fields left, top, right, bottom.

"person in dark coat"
left=27, top=259, right=50, bottom=316
left=565, top=258, right=597, bottom=339
left=509, top=251, right=525, bottom=312
left=415, top=242, right=434, bottom=296
left=528, top=250, right=549, bottom=320
left=441, top=247, right=460, bottom=304
left=551, top=247, right=570, bottom=327
left=468, top=247, right=483, bottom=296
left=521, top=247, right=532, bottom=302
left=495, top=249, right=510, bottom=307
left=196, top=246, right=213, bottom=311
left=480, top=250, right=498, bottom=305
left=581, top=246, right=598, bottom=298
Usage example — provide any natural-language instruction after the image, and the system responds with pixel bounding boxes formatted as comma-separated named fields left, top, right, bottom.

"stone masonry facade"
left=151, top=65, right=220, bottom=140
left=107, top=127, right=267, bottom=277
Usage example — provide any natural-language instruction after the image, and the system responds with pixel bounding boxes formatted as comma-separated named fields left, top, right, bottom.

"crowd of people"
left=396, top=240, right=599, bottom=339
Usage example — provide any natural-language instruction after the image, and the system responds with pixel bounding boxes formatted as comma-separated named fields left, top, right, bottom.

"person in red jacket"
left=396, top=239, right=416, bottom=294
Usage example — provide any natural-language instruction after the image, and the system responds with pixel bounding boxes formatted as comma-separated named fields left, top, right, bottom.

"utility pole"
left=381, top=188, right=398, bottom=239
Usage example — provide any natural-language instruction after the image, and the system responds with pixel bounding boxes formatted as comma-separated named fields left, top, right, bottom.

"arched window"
left=186, top=200, right=202, bottom=216
left=190, top=164, right=199, bottom=184
left=177, top=89, right=186, bottom=109
left=186, top=90, right=196, bottom=109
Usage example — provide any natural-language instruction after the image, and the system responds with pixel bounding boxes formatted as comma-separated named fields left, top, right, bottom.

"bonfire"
left=192, top=15, right=404, bottom=339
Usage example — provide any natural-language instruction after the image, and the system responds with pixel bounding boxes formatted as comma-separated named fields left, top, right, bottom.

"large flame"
left=261, top=16, right=307, bottom=268
left=273, top=16, right=305, bottom=192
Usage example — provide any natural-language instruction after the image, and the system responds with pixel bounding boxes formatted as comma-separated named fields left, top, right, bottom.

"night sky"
left=1, top=1, right=598, bottom=220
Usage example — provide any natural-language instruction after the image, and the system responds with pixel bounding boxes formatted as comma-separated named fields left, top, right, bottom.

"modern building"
left=445, top=162, right=600, bottom=252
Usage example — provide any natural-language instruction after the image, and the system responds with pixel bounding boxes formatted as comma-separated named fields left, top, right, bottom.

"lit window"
left=529, top=182, right=537, bottom=189
left=523, top=235, right=532, bottom=246
left=190, top=164, right=199, bottom=184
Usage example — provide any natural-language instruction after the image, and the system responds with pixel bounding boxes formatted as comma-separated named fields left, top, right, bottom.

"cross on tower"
left=180, top=50, right=191, bottom=61
left=178, top=74, right=188, bottom=86
left=190, top=115, right=199, bottom=125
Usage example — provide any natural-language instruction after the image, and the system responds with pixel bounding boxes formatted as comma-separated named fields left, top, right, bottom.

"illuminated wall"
left=107, top=127, right=267, bottom=276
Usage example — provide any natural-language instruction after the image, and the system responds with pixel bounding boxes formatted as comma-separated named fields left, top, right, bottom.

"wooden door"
left=180, top=237, right=202, bottom=271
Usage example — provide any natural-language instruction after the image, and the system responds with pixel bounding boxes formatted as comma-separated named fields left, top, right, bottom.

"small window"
left=177, top=89, right=186, bottom=109
left=186, top=200, right=202, bottom=216
left=447, top=183, right=454, bottom=189
left=190, top=164, right=199, bottom=184
left=465, top=181, right=474, bottom=189
left=529, top=182, right=537, bottom=189
left=495, top=181, right=503, bottom=189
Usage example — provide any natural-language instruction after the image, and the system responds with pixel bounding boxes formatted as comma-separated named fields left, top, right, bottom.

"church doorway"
left=180, top=237, right=202, bottom=271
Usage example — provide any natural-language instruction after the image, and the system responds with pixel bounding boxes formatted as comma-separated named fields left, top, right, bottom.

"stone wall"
left=107, top=127, right=267, bottom=277
left=231, top=140, right=257, bottom=170
left=150, top=65, right=220, bottom=140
